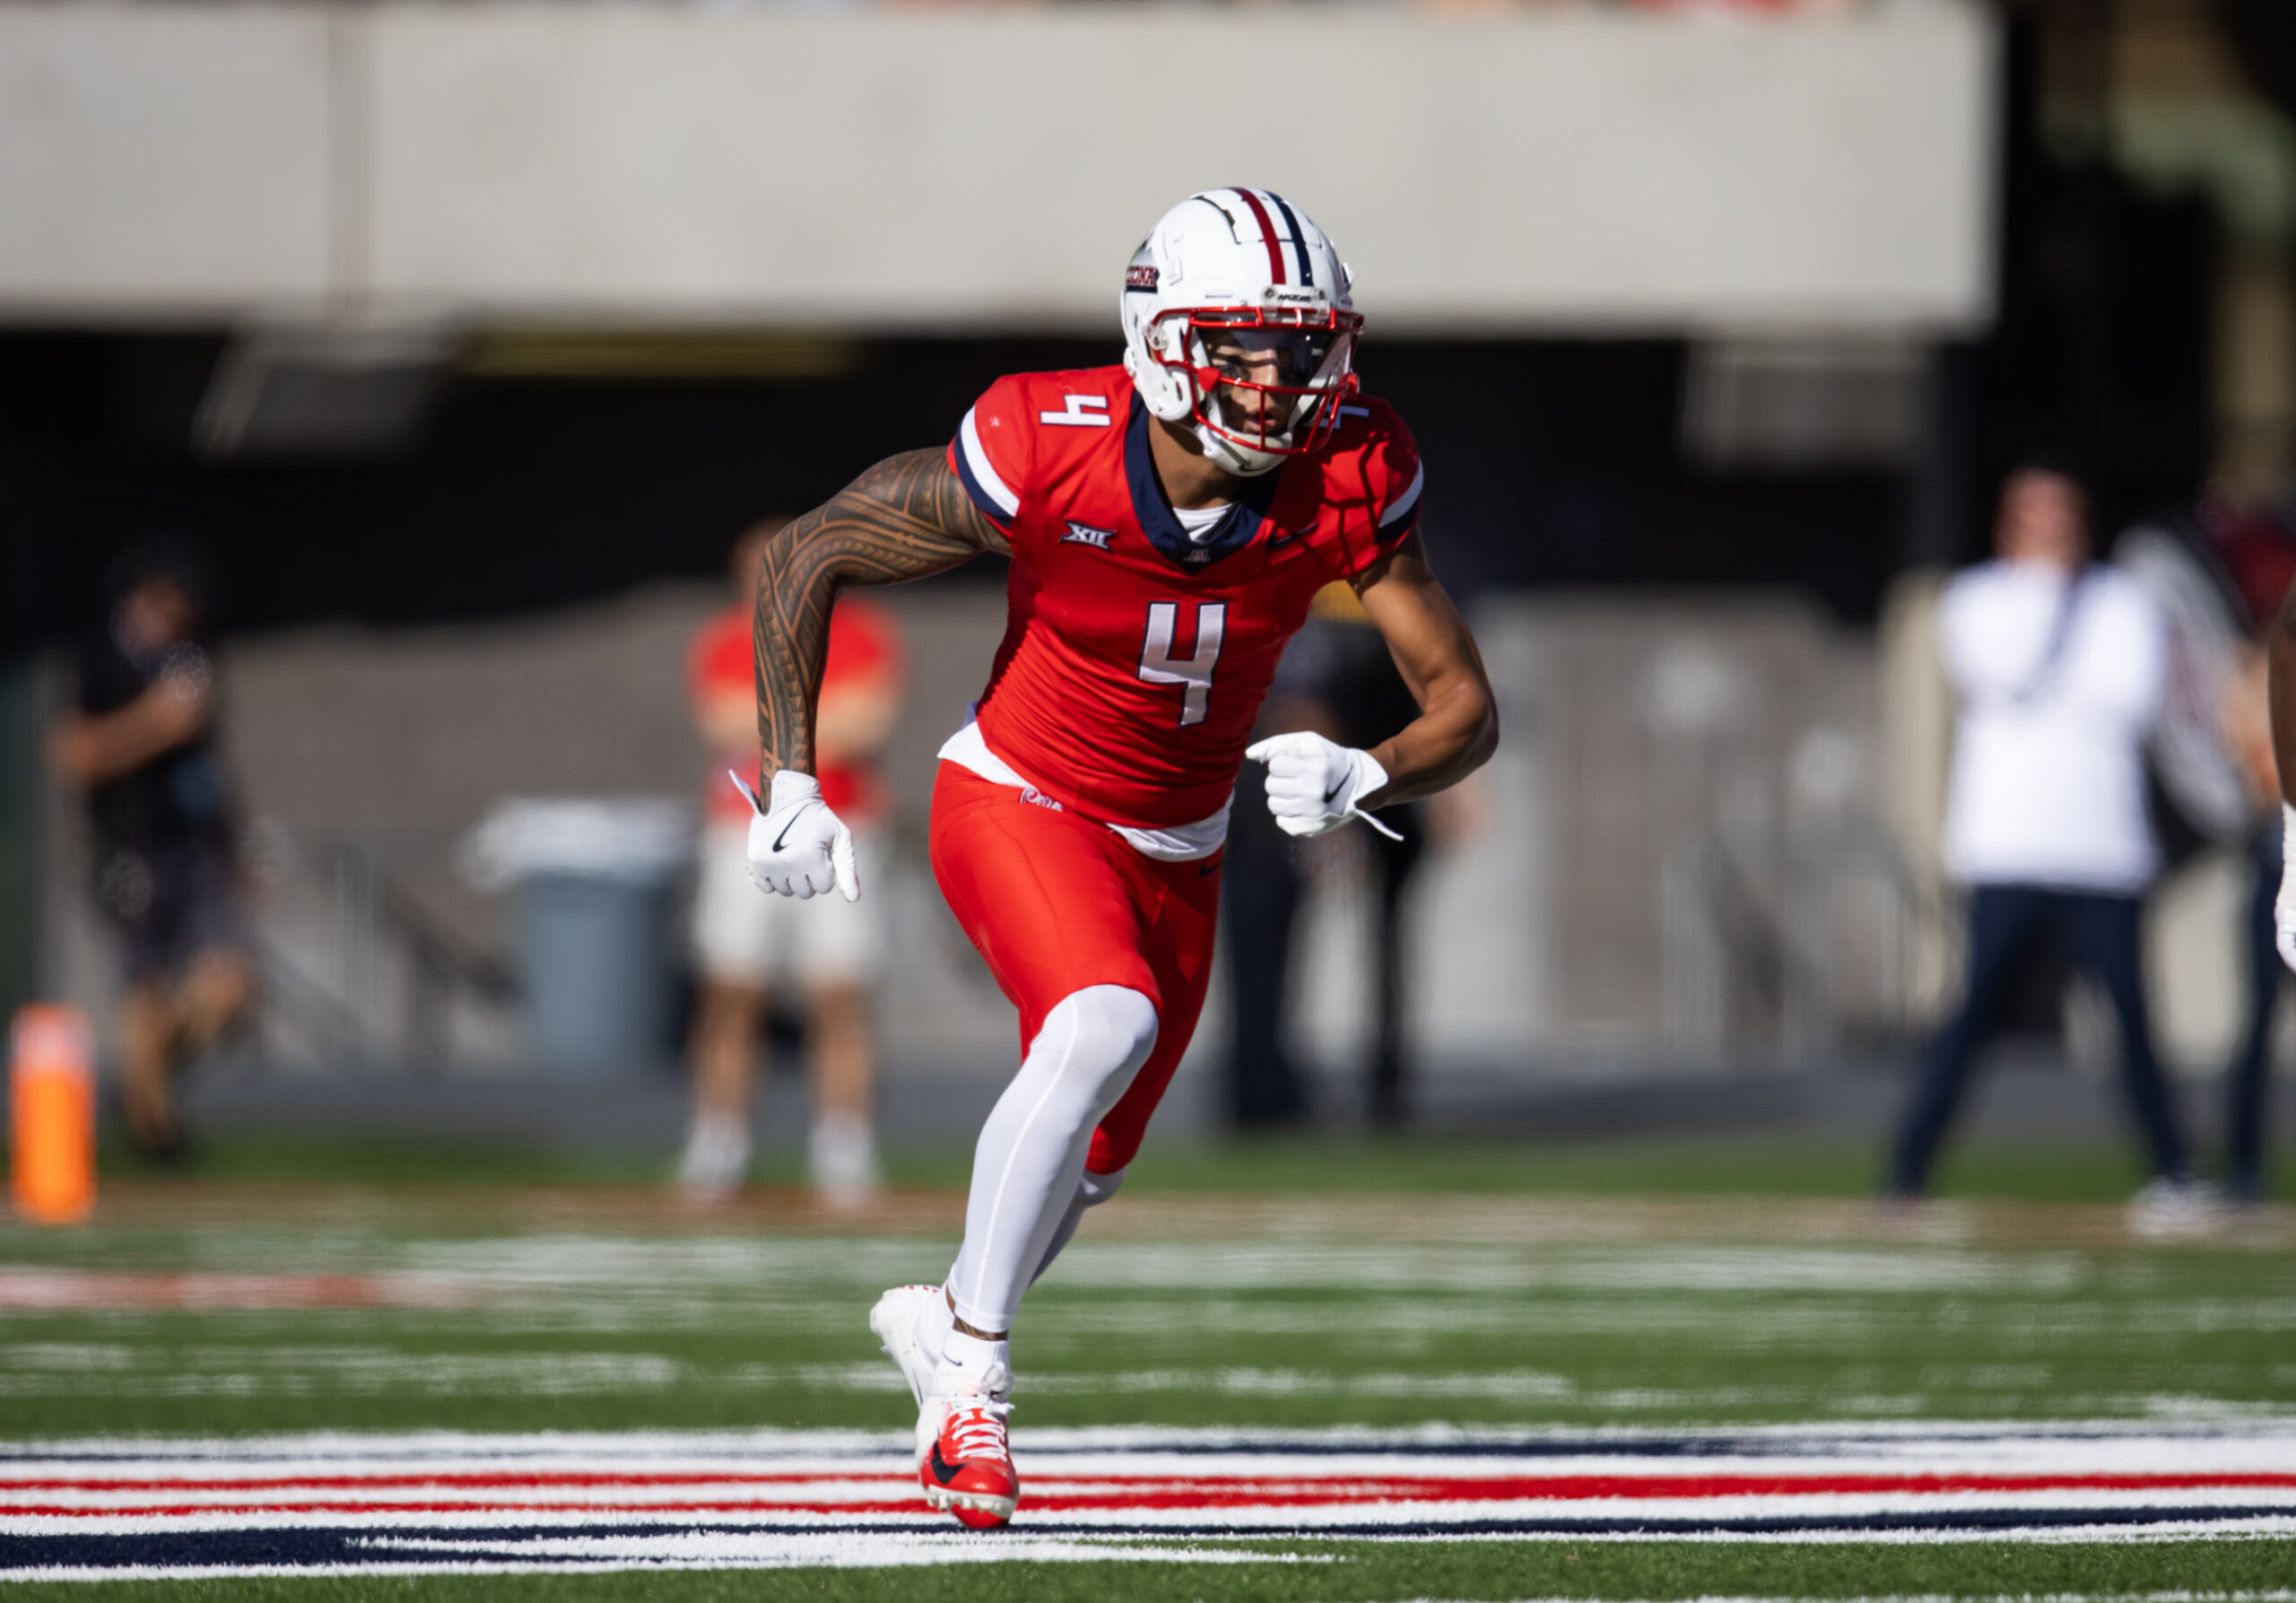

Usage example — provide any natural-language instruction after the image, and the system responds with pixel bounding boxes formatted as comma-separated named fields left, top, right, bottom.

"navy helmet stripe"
left=1265, top=192, right=1314, bottom=289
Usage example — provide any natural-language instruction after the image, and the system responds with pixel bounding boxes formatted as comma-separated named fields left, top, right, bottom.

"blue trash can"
left=515, top=872, right=674, bottom=1072
left=461, top=797, right=692, bottom=1076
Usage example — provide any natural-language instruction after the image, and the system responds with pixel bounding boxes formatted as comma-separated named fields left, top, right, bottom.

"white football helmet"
left=1121, top=188, right=1361, bottom=475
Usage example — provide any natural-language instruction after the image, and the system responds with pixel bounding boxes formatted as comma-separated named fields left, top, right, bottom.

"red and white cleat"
left=920, top=1372, right=1017, bottom=1529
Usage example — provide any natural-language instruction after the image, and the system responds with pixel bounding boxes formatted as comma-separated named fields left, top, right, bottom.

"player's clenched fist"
left=743, top=771, right=859, bottom=902
left=1244, top=731, right=1399, bottom=841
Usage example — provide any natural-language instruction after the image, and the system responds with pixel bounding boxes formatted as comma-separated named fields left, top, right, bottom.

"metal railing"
left=241, top=831, right=519, bottom=1075
left=1662, top=820, right=1961, bottom=1061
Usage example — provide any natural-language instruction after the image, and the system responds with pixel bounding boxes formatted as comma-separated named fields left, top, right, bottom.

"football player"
left=742, top=188, right=1498, bottom=1528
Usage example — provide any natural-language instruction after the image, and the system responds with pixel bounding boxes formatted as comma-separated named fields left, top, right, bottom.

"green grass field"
left=18, top=1539, right=2296, bottom=1603
left=5, top=1132, right=2292, bottom=1599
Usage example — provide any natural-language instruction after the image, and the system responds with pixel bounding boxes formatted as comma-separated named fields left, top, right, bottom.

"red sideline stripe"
left=0, top=1473, right=886, bottom=1494
left=0, top=1499, right=927, bottom=1520
left=1018, top=1473, right=2296, bottom=1511
left=1231, top=189, right=1287, bottom=284
left=5, top=1472, right=2293, bottom=1497
left=10, top=1471, right=2296, bottom=1520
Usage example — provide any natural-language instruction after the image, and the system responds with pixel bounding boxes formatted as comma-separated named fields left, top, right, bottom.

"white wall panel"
left=0, top=6, right=335, bottom=316
left=0, top=2, right=1996, bottom=333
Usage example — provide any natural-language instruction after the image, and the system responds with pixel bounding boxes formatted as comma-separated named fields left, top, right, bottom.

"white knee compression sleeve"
left=945, top=986, right=1156, bottom=1334
left=1029, top=1165, right=1126, bottom=1287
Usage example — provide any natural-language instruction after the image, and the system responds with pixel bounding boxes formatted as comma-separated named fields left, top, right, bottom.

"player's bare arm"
left=48, top=673, right=211, bottom=789
left=1349, top=530, right=1499, bottom=808
left=752, top=448, right=1008, bottom=780
left=741, top=449, right=1005, bottom=902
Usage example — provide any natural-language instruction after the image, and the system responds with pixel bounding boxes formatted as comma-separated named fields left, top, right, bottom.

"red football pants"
left=928, top=761, right=1221, bottom=1174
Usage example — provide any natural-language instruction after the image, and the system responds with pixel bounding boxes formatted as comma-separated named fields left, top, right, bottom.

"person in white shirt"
left=1886, top=464, right=2198, bottom=1216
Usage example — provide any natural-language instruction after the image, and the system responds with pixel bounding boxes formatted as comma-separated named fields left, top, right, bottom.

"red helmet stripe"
left=1231, top=188, right=1288, bottom=285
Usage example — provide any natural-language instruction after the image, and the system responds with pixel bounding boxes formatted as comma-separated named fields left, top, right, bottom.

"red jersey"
left=948, top=364, right=1424, bottom=829
left=691, top=595, right=902, bottom=826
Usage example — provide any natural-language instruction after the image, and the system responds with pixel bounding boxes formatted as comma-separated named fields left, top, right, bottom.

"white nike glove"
left=2277, top=804, right=2296, bottom=973
left=738, top=770, right=858, bottom=902
left=1243, top=732, right=1404, bottom=841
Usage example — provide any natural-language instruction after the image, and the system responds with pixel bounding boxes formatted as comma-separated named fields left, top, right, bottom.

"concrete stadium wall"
left=0, top=2, right=1996, bottom=334
left=33, top=582, right=2249, bottom=1087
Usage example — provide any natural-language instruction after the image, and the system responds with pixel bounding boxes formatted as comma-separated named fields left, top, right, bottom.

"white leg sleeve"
left=945, top=985, right=1157, bottom=1334
left=1029, top=1165, right=1126, bottom=1287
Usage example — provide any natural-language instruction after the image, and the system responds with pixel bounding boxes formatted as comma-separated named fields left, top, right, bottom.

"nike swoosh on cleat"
left=927, top=1443, right=966, bottom=1486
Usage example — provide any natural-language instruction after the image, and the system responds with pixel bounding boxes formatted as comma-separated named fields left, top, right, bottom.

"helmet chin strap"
left=1194, top=385, right=1294, bottom=475
left=1195, top=420, right=1286, bottom=476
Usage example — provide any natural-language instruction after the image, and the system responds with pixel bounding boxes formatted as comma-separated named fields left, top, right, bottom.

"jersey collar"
left=1124, top=394, right=1283, bottom=573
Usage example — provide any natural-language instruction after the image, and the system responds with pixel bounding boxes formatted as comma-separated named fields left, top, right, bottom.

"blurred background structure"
left=3, top=0, right=2293, bottom=1169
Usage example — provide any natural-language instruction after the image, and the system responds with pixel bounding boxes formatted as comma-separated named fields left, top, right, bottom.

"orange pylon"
left=11, top=1005, right=95, bottom=1224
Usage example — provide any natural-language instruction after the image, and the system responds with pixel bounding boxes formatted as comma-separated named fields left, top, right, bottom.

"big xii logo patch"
left=1062, top=522, right=1117, bottom=551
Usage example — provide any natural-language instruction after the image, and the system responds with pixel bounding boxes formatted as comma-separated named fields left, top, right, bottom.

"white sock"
left=944, top=985, right=1157, bottom=1335
left=939, top=1328, right=1011, bottom=1390
left=677, top=1114, right=750, bottom=1189
left=809, top=1111, right=880, bottom=1198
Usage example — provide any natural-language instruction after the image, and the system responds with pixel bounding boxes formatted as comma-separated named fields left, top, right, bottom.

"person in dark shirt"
left=1224, top=581, right=1429, bottom=1129
left=47, top=540, right=251, bottom=1157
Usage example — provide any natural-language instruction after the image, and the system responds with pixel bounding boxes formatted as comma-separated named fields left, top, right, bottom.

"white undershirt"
left=937, top=719, right=1230, bottom=862
left=1172, top=501, right=1230, bottom=542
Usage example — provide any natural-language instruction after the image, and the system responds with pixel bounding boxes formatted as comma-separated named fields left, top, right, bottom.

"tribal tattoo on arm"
left=752, top=448, right=1009, bottom=779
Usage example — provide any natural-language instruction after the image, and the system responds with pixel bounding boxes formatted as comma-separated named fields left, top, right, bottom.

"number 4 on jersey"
left=1137, top=602, right=1226, bottom=727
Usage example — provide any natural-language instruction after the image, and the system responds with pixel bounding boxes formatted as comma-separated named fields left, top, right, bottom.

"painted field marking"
left=1, top=1424, right=2294, bottom=1576
left=0, top=1268, right=482, bottom=1311
left=1387, top=1596, right=2296, bottom=1603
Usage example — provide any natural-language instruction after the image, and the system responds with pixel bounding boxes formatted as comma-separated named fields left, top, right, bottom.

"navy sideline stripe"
left=4, top=1502, right=2289, bottom=1575
left=0, top=1521, right=956, bottom=1573
left=1022, top=1504, right=2296, bottom=1538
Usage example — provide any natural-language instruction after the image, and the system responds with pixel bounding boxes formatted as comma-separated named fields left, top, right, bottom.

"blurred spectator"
left=2196, top=492, right=2296, bottom=1205
left=1884, top=465, right=2204, bottom=1229
left=1225, top=583, right=1426, bottom=1129
left=1623, top=0, right=1869, bottom=12
left=681, top=522, right=905, bottom=1203
left=46, top=536, right=251, bottom=1159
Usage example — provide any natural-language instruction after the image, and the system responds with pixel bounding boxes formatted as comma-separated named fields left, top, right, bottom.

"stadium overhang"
left=0, top=2, right=1997, bottom=339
